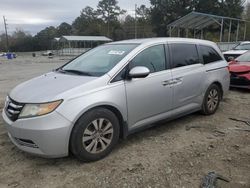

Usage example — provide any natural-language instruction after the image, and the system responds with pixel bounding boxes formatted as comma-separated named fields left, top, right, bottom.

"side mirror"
left=128, top=66, right=150, bottom=79
left=228, top=56, right=235, bottom=61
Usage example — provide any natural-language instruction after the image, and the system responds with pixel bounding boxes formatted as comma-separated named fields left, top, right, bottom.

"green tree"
left=136, top=5, right=154, bottom=38
left=97, top=0, right=126, bottom=38
left=97, top=0, right=126, bottom=22
left=0, top=33, right=10, bottom=51
left=34, top=26, right=57, bottom=50
left=10, top=30, right=34, bottom=52
left=193, top=0, right=220, bottom=14
left=149, top=0, right=245, bottom=37
left=218, top=0, right=245, bottom=18
left=150, top=0, right=194, bottom=36
left=243, top=2, right=250, bottom=40
left=57, top=22, right=72, bottom=36
left=72, top=6, right=104, bottom=36
left=122, top=15, right=135, bottom=39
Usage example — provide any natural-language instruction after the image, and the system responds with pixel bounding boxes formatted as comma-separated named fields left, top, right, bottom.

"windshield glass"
left=60, top=44, right=138, bottom=77
left=234, top=43, right=250, bottom=50
left=236, top=51, right=250, bottom=63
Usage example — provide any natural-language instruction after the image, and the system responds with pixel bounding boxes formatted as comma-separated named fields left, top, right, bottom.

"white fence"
left=217, top=42, right=239, bottom=52
left=54, top=48, right=91, bottom=56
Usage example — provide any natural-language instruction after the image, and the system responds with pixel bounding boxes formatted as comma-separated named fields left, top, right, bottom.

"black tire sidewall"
left=202, top=84, right=221, bottom=115
left=70, top=108, right=120, bottom=162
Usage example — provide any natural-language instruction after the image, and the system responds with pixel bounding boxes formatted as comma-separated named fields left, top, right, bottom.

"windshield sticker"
left=108, top=50, right=125, bottom=55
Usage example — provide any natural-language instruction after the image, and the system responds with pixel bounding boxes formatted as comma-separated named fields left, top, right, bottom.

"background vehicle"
left=223, top=41, right=250, bottom=61
left=2, top=38, right=230, bottom=161
left=229, top=51, right=250, bottom=89
left=42, top=50, right=54, bottom=56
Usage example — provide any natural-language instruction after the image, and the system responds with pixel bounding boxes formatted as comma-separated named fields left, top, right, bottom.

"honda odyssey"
left=2, top=38, right=230, bottom=161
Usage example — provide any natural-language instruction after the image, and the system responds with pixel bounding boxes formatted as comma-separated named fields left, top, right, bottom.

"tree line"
left=0, top=0, right=248, bottom=52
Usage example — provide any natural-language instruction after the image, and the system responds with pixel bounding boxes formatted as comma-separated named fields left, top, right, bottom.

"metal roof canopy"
left=59, top=36, right=112, bottom=42
left=167, top=12, right=250, bottom=42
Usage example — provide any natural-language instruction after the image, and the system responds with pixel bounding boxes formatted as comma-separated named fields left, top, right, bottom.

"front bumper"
left=230, top=75, right=250, bottom=89
left=2, top=110, right=72, bottom=158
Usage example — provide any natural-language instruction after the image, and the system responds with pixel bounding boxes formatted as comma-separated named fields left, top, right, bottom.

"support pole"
left=228, top=20, right=232, bottom=42
left=220, top=18, right=224, bottom=42
left=201, top=29, right=204, bottom=39
left=186, top=28, right=188, bottom=38
left=169, top=27, right=172, bottom=37
left=236, top=21, right=240, bottom=42
left=69, top=41, right=71, bottom=55
left=178, top=28, right=180, bottom=37
left=244, top=22, right=247, bottom=41
left=194, top=29, right=196, bottom=38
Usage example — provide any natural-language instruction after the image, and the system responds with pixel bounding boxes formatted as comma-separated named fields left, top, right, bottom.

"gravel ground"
left=0, top=54, right=249, bottom=188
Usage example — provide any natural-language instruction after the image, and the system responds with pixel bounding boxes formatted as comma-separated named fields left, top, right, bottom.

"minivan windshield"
left=233, top=43, right=250, bottom=50
left=60, top=44, right=138, bottom=77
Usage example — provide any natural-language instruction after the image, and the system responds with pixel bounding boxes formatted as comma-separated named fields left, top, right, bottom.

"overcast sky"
left=0, top=0, right=150, bottom=35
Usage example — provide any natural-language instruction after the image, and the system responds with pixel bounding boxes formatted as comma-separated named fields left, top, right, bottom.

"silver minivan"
left=2, top=38, right=230, bottom=161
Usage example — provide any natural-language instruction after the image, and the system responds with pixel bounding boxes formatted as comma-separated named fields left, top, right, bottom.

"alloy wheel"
left=82, top=118, right=114, bottom=154
left=207, top=89, right=219, bottom=111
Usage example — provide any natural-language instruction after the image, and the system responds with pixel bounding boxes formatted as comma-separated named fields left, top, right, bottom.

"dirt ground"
left=0, top=54, right=249, bottom=188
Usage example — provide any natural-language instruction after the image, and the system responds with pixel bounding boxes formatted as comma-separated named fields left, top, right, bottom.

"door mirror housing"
left=128, top=66, right=150, bottom=78
left=228, top=56, right=235, bottom=61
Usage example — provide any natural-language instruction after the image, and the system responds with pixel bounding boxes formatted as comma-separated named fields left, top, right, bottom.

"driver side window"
left=129, top=45, right=166, bottom=73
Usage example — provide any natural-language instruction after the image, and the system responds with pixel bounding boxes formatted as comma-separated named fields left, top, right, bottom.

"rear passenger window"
left=200, top=45, right=222, bottom=64
left=170, top=43, right=199, bottom=68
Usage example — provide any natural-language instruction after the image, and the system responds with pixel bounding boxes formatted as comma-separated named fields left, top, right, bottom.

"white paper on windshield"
left=108, top=50, right=125, bottom=55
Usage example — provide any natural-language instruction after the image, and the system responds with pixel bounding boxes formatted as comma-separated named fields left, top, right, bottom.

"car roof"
left=240, top=41, right=250, bottom=45
left=109, top=37, right=217, bottom=47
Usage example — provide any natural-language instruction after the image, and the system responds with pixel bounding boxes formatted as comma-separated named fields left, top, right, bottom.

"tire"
left=201, top=84, right=221, bottom=115
left=70, top=108, right=120, bottom=162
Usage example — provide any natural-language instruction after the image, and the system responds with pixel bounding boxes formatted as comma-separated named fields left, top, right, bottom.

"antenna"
left=3, top=16, right=9, bottom=52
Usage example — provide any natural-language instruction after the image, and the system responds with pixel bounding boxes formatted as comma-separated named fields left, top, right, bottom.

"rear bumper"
left=2, top=110, right=72, bottom=158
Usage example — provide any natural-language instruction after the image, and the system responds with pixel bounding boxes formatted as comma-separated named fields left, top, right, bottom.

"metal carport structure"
left=167, top=12, right=249, bottom=42
left=56, top=36, right=112, bottom=55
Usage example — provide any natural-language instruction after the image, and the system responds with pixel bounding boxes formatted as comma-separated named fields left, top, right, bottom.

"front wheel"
left=70, top=108, right=120, bottom=162
left=201, top=84, right=221, bottom=115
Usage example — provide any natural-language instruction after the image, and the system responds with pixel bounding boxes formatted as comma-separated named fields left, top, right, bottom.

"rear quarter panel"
left=204, top=60, right=230, bottom=97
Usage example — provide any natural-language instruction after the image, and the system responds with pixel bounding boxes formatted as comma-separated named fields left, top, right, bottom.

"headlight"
left=19, top=100, right=62, bottom=118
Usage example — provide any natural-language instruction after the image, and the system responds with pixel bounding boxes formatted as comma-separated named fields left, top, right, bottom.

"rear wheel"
left=201, top=84, right=221, bottom=115
left=70, top=108, right=120, bottom=162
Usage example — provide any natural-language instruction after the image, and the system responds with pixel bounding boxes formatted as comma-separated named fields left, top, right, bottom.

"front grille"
left=230, top=74, right=250, bottom=86
left=5, top=97, right=24, bottom=121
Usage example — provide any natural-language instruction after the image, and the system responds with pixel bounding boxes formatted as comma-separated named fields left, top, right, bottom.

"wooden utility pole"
left=135, top=4, right=137, bottom=39
left=3, top=16, right=9, bottom=52
left=107, top=0, right=110, bottom=37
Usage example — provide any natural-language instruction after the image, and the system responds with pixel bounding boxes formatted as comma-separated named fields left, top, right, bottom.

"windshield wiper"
left=57, top=69, right=93, bottom=76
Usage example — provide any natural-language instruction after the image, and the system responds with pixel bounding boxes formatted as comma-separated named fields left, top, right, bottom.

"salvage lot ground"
left=0, top=54, right=249, bottom=188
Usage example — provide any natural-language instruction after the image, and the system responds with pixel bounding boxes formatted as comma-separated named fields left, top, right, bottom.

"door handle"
left=162, top=78, right=183, bottom=86
left=162, top=80, right=172, bottom=86
left=172, top=77, right=183, bottom=85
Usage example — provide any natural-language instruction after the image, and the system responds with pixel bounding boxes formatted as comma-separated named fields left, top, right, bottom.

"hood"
left=229, top=63, right=250, bottom=73
left=9, top=72, right=98, bottom=103
left=223, top=50, right=248, bottom=55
